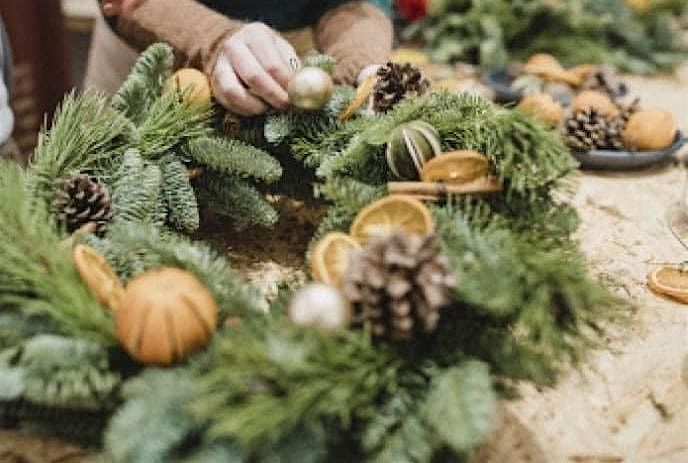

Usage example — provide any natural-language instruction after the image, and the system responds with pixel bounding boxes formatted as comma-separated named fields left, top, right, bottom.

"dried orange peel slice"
left=421, top=150, right=489, bottom=185
left=310, top=232, right=360, bottom=288
left=647, top=266, right=688, bottom=304
left=350, top=195, right=434, bottom=245
left=72, top=244, right=124, bottom=311
left=339, top=74, right=376, bottom=122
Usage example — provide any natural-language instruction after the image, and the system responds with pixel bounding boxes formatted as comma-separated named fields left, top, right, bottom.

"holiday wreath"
left=0, top=44, right=622, bottom=462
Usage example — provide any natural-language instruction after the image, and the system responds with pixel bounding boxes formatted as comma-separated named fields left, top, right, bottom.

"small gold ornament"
left=571, top=90, right=620, bottom=117
left=288, top=66, right=334, bottom=110
left=164, top=68, right=212, bottom=107
left=72, top=244, right=124, bottom=311
left=623, top=107, right=677, bottom=150
left=116, top=267, right=218, bottom=365
left=517, top=93, right=565, bottom=127
left=288, top=283, right=351, bottom=332
left=386, top=120, right=442, bottom=180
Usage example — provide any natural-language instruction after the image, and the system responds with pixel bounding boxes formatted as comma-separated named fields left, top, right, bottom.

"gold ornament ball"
left=116, top=267, right=218, bottom=365
left=622, top=107, right=677, bottom=151
left=288, top=67, right=334, bottom=110
left=288, top=283, right=351, bottom=332
left=165, top=68, right=212, bottom=106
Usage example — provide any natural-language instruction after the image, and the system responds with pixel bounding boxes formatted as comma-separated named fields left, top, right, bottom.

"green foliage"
left=111, top=43, right=174, bottom=123
left=0, top=163, right=115, bottom=345
left=416, top=0, right=688, bottom=73
left=28, top=91, right=132, bottom=207
left=302, top=53, right=338, bottom=73
left=0, top=335, right=120, bottom=410
left=191, top=320, right=400, bottom=455
left=104, top=369, right=199, bottom=463
left=85, top=222, right=262, bottom=319
left=159, top=154, right=200, bottom=233
left=110, top=149, right=164, bottom=226
left=184, top=136, right=282, bottom=183
left=195, top=174, right=279, bottom=230
left=432, top=205, right=622, bottom=383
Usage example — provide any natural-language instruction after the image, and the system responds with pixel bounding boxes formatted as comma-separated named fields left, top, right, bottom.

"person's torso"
left=198, top=0, right=390, bottom=30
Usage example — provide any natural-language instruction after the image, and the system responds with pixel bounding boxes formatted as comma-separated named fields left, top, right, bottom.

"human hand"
left=101, top=0, right=145, bottom=20
left=212, top=23, right=299, bottom=116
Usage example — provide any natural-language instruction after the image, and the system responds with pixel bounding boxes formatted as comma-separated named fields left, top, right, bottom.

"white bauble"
left=288, top=67, right=334, bottom=110
left=288, top=284, right=351, bottom=332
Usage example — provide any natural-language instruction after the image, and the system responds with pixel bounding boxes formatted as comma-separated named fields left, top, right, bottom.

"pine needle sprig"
left=28, top=91, right=132, bottom=207
left=111, top=43, right=175, bottom=123
left=184, top=136, right=282, bottom=183
left=159, top=154, right=200, bottom=233
left=0, top=163, right=115, bottom=345
left=109, top=149, right=164, bottom=226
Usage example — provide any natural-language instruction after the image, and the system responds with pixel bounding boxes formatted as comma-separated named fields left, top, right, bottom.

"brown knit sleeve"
left=314, top=1, right=393, bottom=85
left=111, top=0, right=244, bottom=74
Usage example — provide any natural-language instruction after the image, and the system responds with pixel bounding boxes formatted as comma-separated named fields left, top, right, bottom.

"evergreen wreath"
left=0, top=44, right=623, bottom=462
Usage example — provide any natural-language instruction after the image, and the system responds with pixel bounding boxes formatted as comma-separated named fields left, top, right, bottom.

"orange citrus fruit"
left=165, top=68, right=212, bottom=106
left=647, top=266, right=688, bottom=304
left=350, top=195, right=434, bottom=244
left=310, top=232, right=361, bottom=288
left=421, top=150, right=489, bottom=185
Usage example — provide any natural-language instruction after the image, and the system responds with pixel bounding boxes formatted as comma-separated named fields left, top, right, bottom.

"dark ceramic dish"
left=571, top=131, right=685, bottom=170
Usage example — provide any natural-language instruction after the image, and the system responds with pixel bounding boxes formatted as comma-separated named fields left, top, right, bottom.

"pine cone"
left=372, top=62, right=431, bottom=113
left=52, top=174, right=112, bottom=233
left=342, top=232, right=456, bottom=340
left=562, top=109, right=610, bottom=151
left=581, top=65, right=627, bottom=100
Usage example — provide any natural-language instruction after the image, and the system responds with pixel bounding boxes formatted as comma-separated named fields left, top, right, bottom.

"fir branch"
left=195, top=173, right=278, bottom=230
left=6, top=335, right=121, bottom=410
left=110, top=149, right=164, bottom=226
left=302, top=54, right=337, bottom=73
left=184, top=136, right=282, bottom=183
left=191, top=321, right=400, bottom=453
left=0, top=163, right=115, bottom=345
left=28, top=91, right=132, bottom=207
left=86, top=222, right=262, bottom=319
left=432, top=205, right=622, bottom=383
left=159, top=154, right=200, bottom=233
left=104, top=369, right=198, bottom=463
left=111, top=43, right=175, bottom=123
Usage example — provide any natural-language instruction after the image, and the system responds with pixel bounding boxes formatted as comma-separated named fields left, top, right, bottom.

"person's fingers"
left=226, top=41, right=289, bottom=109
left=274, top=36, right=301, bottom=73
left=101, top=2, right=121, bottom=16
left=121, top=0, right=146, bottom=18
left=212, top=54, right=267, bottom=116
left=246, top=34, right=293, bottom=89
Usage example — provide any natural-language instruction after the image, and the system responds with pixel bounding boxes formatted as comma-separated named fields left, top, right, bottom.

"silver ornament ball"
left=288, top=67, right=334, bottom=110
left=288, top=283, right=351, bottom=332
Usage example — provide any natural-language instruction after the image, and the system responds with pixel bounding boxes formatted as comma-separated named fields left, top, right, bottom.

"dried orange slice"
left=310, top=232, right=361, bottom=288
left=647, top=266, right=688, bottom=304
left=350, top=195, right=434, bottom=244
left=421, top=150, right=489, bottom=185
left=72, top=244, right=124, bottom=311
left=339, top=74, right=376, bottom=122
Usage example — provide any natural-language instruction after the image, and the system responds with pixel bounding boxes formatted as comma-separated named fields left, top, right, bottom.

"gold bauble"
left=164, top=68, right=212, bottom=106
left=623, top=108, right=677, bottom=151
left=116, top=267, right=218, bottom=365
left=288, top=283, right=351, bottom=332
left=287, top=67, right=334, bottom=110
left=517, top=93, right=564, bottom=127
left=571, top=90, right=619, bottom=117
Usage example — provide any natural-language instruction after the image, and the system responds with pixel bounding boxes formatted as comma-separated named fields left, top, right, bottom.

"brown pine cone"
left=581, top=65, right=627, bottom=100
left=342, top=231, right=456, bottom=340
left=52, top=174, right=112, bottom=233
left=372, top=62, right=431, bottom=113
